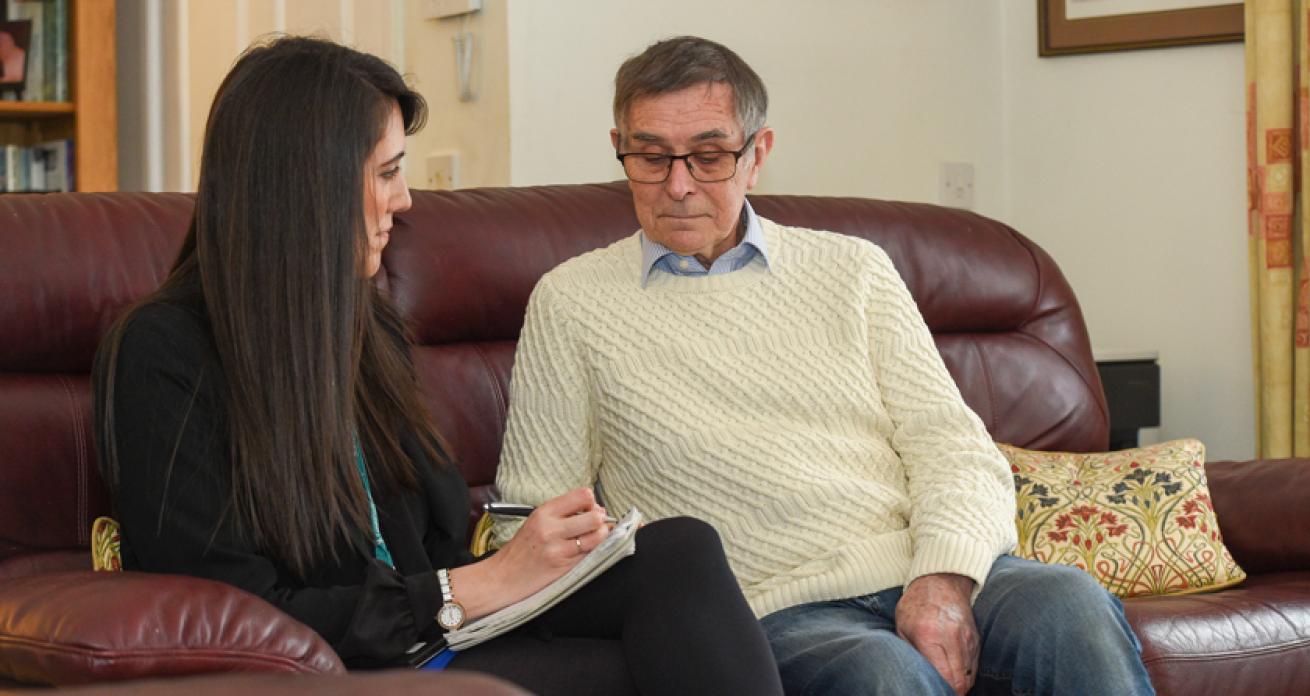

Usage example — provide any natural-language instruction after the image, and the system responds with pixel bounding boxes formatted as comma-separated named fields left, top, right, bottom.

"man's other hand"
left=896, top=573, right=979, bottom=695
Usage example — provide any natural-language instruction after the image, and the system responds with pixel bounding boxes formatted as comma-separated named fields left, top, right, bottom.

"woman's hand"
left=447, top=487, right=610, bottom=621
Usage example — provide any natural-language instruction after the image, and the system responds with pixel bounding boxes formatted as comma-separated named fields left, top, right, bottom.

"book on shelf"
left=443, top=506, right=643, bottom=651
left=1, top=138, right=72, bottom=192
left=1, top=0, right=68, bottom=102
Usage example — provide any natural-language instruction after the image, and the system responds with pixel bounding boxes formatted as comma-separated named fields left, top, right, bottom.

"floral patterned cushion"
left=91, top=516, right=123, bottom=572
left=1001, top=438, right=1246, bottom=598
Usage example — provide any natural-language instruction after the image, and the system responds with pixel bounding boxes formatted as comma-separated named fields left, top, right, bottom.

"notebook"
left=444, top=507, right=642, bottom=651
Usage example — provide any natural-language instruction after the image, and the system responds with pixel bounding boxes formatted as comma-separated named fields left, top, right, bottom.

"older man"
left=494, top=35, right=1153, bottom=696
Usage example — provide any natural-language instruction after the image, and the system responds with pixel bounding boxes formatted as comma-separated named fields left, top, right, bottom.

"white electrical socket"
left=427, top=150, right=459, bottom=190
left=939, top=162, right=975, bottom=210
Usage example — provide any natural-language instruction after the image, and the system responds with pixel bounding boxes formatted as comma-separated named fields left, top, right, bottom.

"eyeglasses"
left=616, top=132, right=758, bottom=184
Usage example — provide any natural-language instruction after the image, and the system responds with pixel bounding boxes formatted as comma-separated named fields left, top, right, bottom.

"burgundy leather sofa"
left=1, top=183, right=1308, bottom=694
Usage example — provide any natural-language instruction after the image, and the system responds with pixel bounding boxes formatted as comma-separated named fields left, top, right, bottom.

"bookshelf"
left=0, top=0, right=116, bottom=191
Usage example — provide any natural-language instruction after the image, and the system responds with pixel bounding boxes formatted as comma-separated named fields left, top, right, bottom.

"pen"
left=485, top=501, right=618, bottom=524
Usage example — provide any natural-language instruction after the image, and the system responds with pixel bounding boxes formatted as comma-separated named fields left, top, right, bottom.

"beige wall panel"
left=352, top=0, right=399, bottom=65
left=403, top=0, right=510, bottom=189
left=285, top=0, right=345, bottom=39
left=246, top=0, right=279, bottom=44
left=159, top=0, right=187, bottom=191
left=187, top=0, right=243, bottom=188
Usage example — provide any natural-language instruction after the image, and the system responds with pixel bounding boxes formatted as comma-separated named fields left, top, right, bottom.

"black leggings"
left=448, top=516, right=783, bottom=696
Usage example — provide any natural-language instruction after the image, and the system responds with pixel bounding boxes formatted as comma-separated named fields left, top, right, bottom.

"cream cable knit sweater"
left=493, top=218, right=1017, bottom=618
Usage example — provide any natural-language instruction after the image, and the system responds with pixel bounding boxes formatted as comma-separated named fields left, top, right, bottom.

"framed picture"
left=0, top=19, right=31, bottom=93
left=1038, top=0, right=1243, bottom=56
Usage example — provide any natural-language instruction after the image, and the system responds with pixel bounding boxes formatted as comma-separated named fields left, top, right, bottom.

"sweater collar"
left=638, top=199, right=771, bottom=288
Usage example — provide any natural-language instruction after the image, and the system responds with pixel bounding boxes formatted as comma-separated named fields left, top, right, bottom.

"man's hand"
left=896, top=573, right=979, bottom=695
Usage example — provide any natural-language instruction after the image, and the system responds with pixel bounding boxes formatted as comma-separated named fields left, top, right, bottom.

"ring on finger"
left=575, top=538, right=583, bottom=554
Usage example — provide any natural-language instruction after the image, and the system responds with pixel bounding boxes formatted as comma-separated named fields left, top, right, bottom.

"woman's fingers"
left=556, top=505, right=610, bottom=539
left=572, top=521, right=610, bottom=555
left=537, top=486, right=595, bottom=517
left=515, top=487, right=611, bottom=564
left=533, top=488, right=609, bottom=541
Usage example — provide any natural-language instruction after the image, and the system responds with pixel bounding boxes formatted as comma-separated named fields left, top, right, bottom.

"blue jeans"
left=760, top=555, right=1154, bottom=695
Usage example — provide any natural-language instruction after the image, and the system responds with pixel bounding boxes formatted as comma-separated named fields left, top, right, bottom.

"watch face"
left=438, top=602, right=465, bottom=630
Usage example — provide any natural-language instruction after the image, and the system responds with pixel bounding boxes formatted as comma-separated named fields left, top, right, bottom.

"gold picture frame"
left=1038, top=0, right=1243, bottom=57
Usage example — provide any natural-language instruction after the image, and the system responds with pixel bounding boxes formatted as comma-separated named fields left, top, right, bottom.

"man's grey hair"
left=613, top=36, right=768, bottom=143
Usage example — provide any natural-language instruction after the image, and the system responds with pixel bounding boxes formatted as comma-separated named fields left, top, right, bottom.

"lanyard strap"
left=354, top=435, right=395, bottom=569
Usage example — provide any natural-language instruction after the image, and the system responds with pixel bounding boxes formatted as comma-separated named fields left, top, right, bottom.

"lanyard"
left=354, top=434, right=395, bottom=569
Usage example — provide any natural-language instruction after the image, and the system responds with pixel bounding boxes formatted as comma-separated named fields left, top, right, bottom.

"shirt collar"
left=639, top=199, right=770, bottom=287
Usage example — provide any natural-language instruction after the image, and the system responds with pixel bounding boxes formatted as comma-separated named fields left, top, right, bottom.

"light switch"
left=939, top=162, right=975, bottom=210
left=427, top=150, right=459, bottom=190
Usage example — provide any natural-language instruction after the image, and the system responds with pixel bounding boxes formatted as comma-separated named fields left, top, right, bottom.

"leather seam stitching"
left=1014, top=327, right=1111, bottom=440
left=0, top=635, right=325, bottom=673
left=973, top=339, right=999, bottom=433
left=58, top=375, right=88, bottom=547
left=1008, top=227, right=1111, bottom=443
left=472, top=343, right=508, bottom=423
left=1143, top=636, right=1310, bottom=663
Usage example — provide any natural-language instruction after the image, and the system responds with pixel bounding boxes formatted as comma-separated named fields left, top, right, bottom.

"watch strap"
left=437, top=567, right=455, bottom=603
left=436, top=567, right=466, bottom=630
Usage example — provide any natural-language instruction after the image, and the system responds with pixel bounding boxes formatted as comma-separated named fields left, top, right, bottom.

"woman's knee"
left=635, top=516, right=722, bottom=553
left=631, top=516, right=733, bottom=576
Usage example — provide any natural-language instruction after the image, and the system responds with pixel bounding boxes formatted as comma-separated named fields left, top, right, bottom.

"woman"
left=93, top=36, right=782, bottom=695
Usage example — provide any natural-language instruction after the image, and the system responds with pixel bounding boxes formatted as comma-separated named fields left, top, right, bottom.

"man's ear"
left=744, top=127, right=775, bottom=190
left=610, top=128, right=621, bottom=151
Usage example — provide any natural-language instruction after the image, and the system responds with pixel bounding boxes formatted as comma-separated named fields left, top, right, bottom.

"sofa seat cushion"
left=0, top=571, right=343, bottom=686
left=0, top=551, right=88, bottom=580
left=50, top=670, right=531, bottom=695
left=1124, top=571, right=1310, bottom=696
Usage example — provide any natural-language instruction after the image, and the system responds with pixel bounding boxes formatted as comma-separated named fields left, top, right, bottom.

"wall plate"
left=424, top=0, right=482, bottom=20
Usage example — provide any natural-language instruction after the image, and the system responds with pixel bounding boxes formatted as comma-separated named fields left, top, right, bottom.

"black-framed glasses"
left=616, top=132, right=757, bottom=184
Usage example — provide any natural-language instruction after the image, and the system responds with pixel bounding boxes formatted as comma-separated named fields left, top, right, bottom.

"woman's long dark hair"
left=96, top=36, right=443, bottom=578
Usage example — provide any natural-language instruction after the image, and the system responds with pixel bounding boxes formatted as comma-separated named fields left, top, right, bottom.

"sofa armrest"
left=1207, top=458, right=1310, bottom=574
left=0, top=571, right=344, bottom=687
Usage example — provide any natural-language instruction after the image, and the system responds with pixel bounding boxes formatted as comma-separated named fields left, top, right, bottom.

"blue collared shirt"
left=639, top=200, right=771, bottom=287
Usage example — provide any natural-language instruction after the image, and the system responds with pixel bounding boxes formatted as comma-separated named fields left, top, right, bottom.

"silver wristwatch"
left=436, top=567, right=466, bottom=630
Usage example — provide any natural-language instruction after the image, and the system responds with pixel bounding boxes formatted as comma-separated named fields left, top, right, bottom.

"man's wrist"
left=909, top=572, right=976, bottom=597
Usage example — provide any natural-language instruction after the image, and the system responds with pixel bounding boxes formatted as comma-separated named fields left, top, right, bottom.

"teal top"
left=354, top=435, right=395, bottom=568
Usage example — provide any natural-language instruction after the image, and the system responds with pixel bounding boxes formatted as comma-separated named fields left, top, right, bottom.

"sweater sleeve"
left=492, top=277, right=600, bottom=547
left=862, top=248, right=1017, bottom=597
left=101, top=303, right=442, bottom=665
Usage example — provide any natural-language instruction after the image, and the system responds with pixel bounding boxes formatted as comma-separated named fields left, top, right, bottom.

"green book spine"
left=51, top=0, right=64, bottom=101
left=41, top=0, right=53, bottom=101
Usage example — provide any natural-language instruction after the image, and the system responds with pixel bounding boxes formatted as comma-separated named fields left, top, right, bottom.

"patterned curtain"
left=1248, top=0, right=1310, bottom=458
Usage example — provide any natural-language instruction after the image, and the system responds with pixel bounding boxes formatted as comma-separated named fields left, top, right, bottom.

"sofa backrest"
left=0, top=183, right=1107, bottom=575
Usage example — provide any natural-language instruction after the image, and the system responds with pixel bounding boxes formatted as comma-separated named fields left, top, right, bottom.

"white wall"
left=1000, top=3, right=1253, bottom=460
left=503, top=1, right=1008, bottom=219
